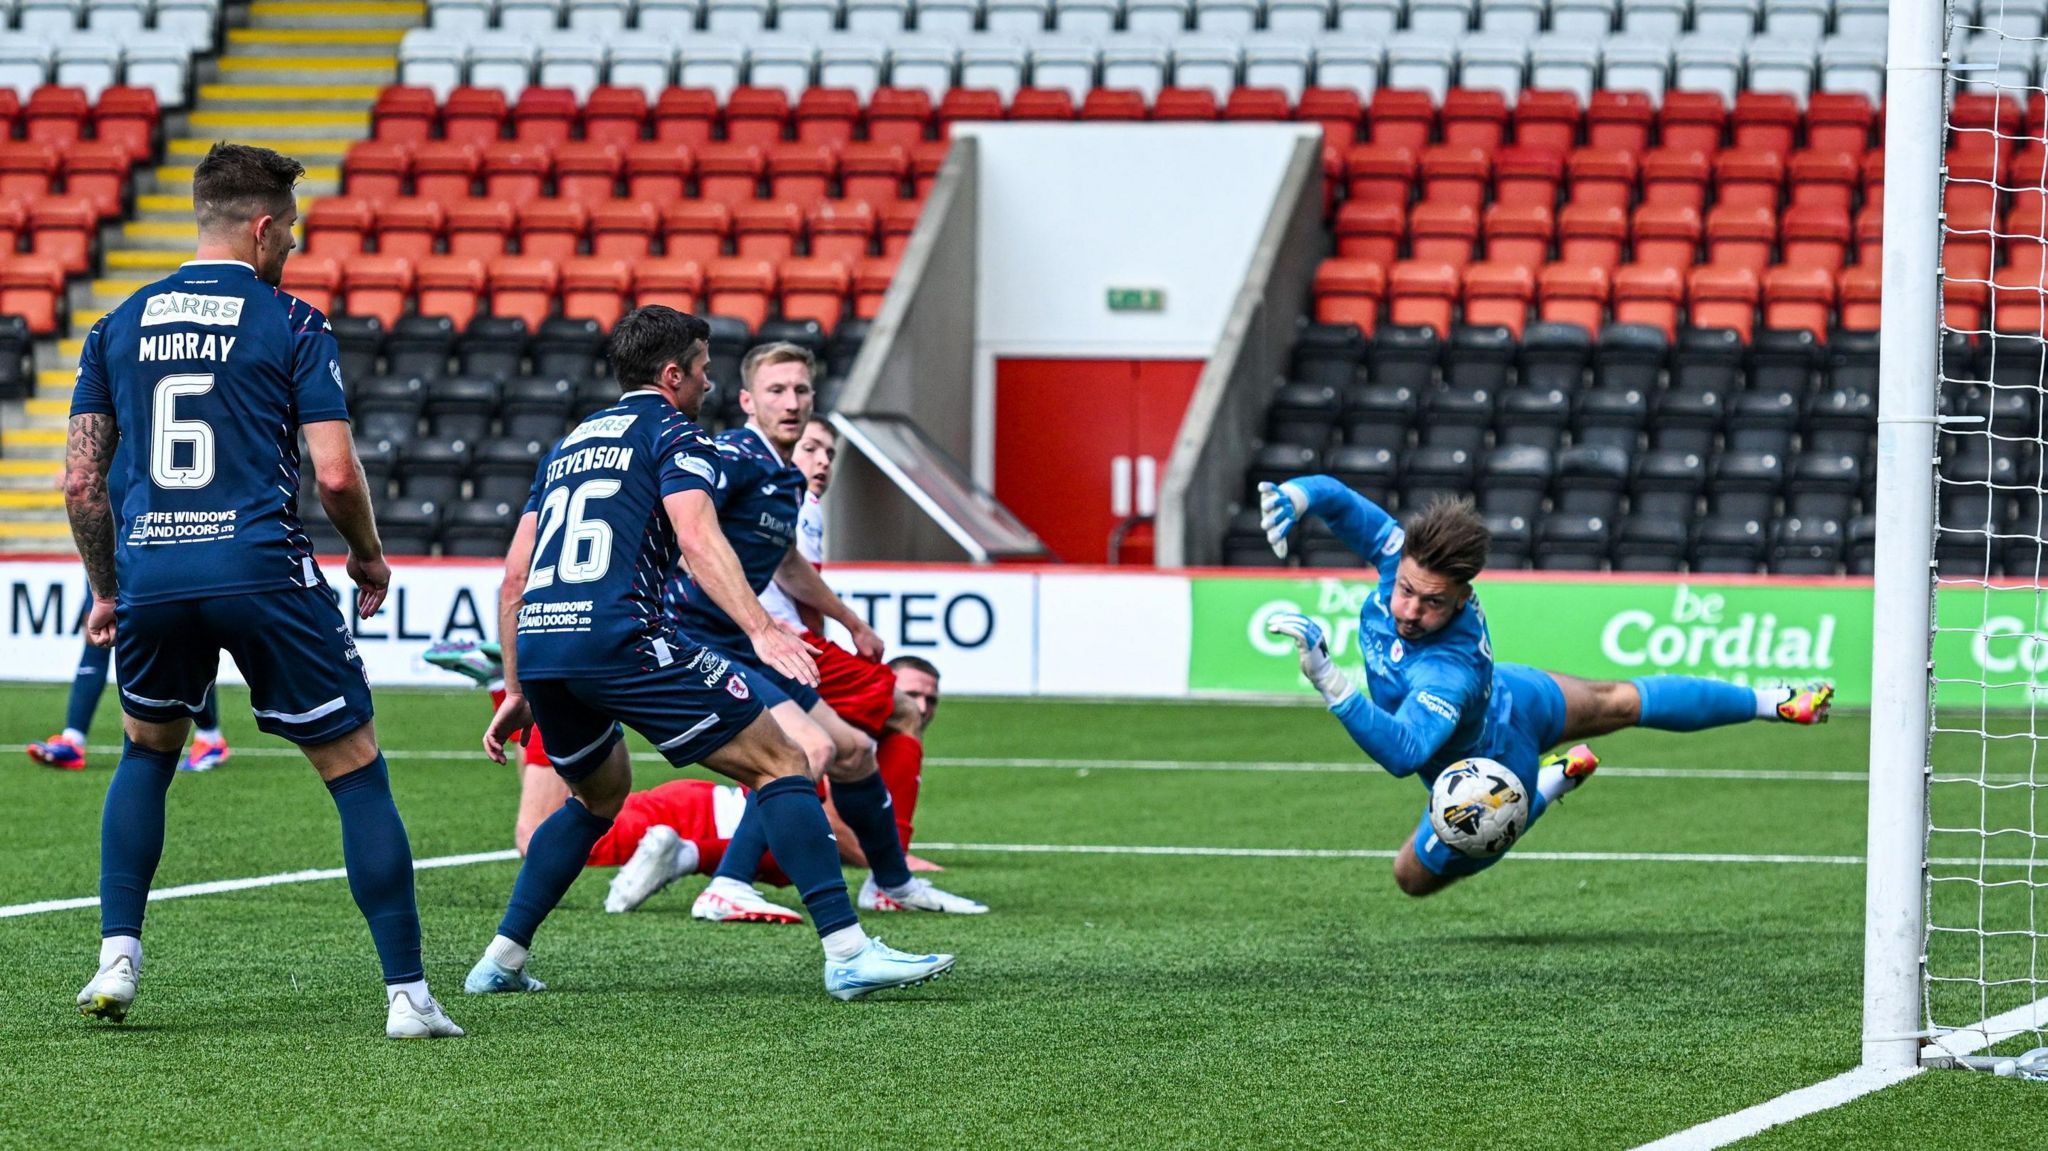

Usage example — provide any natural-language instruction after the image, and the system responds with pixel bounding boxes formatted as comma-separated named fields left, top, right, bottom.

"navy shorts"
left=524, top=646, right=769, bottom=782
left=718, top=643, right=821, bottom=713
left=115, top=586, right=373, bottom=745
left=1412, top=662, right=1568, bottom=878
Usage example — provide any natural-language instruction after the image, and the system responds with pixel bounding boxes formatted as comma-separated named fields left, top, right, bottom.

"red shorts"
left=805, top=631, right=896, bottom=738
left=585, top=779, right=723, bottom=867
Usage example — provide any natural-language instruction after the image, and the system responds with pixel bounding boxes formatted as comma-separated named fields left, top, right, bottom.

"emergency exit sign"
left=1106, top=287, right=1165, bottom=312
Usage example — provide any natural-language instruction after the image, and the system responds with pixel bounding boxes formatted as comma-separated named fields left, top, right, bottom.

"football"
left=1428, top=758, right=1531, bottom=860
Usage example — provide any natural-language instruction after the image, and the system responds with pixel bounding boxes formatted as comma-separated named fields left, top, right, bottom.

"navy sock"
left=1632, top=676, right=1760, bottom=733
left=496, top=797, right=612, bottom=949
left=325, top=756, right=424, bottom=984
left=99, top=739, right=179, bottom=939
left=752, top=774, right=858, bottom=937
left=195, top=685, right=219, bottom=732
left=711, top=793, right=771, bottom=884
left=66, top=642, right=111, bottom=737
left=829, top=770, right=912, bottom=890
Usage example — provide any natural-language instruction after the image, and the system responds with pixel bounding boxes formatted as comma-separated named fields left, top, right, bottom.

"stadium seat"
left=1410, top=203, right=1478, bottom=272
left=376, top=199, right=444, bottom=263
left=1641, top=147, right=1710, bottom=214
left=1688, top=265, right=1760, bottom=341
left=879, top=200, right=921, bottom=257
left=489, top=257, right=561, bottom=329
left=374, top=86, right=439, bottom=144
left=1632, top=204, right=1701, bottom=274
left=777, top=257, right=851, bottom=333
left=1388, top=261, right=1458, bottom=336
left=1806, top=387, right=1875, bottom=457
left=1343, top=383, right=1417, bottom=452
left=354, top=375, right=426, bottom=447
left=1442, top=89, right=1510, bottom=153
left=1324, top=444, right=1399, bottom=505
left=442, top=88, right=508, bottom=148
left=1292, top=322, right=1367, bottom=387
left=706, top=258, right=776, bottom=330
left=1347, top=144, right=1417, bottom=207
left=1770, top=517, right=1844, bottom=575
left=413, top=142, right=481, bottom=202
left=495, top=383, right=572, bottom=447
left=1787, top=452, right=1861, bottom=523
left=1711, top=451, right=1784, bottom=522
left=281, top=256, right=341, bottom=314
left=1725, top=387, right=1800, bottom=456
left=1554, top=443, right=1630, bottom=517
left=663, top=201, right=732, bottom=263
left=1268, top=382, right=1342, bottom=449
left=530, top=316, right=606, bottom=379
left=1613, top=515, right=1688, bottom=571
left=1422, top=384, right=1495, bottom=455
left=559, top=257, right=631, bottom=327
left=446, top=199, right=516, bottom=258
left=651, top=88, right=720, bottom=147
left=1704, top=206, right=1774, bottom=276
left=695, top=143, right=766, bottom=210
left=1421, top=145, right=1489, bottom=210
left=1401, top=445, right=1475, bottom=509
left=1497, top=385, right=1572, bottom=451
left=28, top=195, right=95, bottom=275
left=1762, top=266, right=1836, bottom=340
left=1492, top=146, right=1561, bottom=211
left=519, top=200, right=588, bottom=263
left=333, top=315, right=387, bottom=382
left=0, top=142, right=60, bottom=201
left=1482, top=204, right=1551, bottom=277
left=1612, top=265, right=1684, bottom=339
left=1480, top=445, right=1553, bottom=520
left=1370, top=323, right=1439, bottom=391
left=733, top=200, right=802, bottom=260
left=1594, top=322, right=1666, bottom=391
left=590, top=199, right=659, bottom=260
left=343, top=141, right=409, bottom=204
left=513, top=87, right=579, bottom=146
left=91, top=87, right=158, bottom=164
left=623, top=141, right=693, bottom=208
left=1537, top=263, right=1609, bottom=332
left=1519, top=321, right=1592, bottom=392
left=1559, top=204, right=1626, bottom=273
left=307, top=197, right=376, bottom=257
left=0, top=313, right=30, bottom=399
left=1462, top=263, right=1533, bottom=336
left=1448, top=323, right=1517, bottom=390
left=482, top=141, right=550, bottom=206
left=635, top=257, right=704, bottom=312
left=1246, top=442, right=1319, bottom=500
left=1780, top=205, right=1849, bottom=273
left=768, top=143, right=835, bottom=213
left=1631, top=448, right=1706, bottom=519
left=398, top=435, right=471, bottom=504
left=1692, top=515, right=1766, bottom=573
left=1536, top=513, right=1610, bottom=570
left=425, top=376, right=500, bottom=441
left=552, top=142, right=622, bottom=208
left=0, top=256, right=65, bottom=336
left=1297, top=87, right=1364, bottom=147
left=1314, top=258, right=1385, bottom=334
left=415, top=256, right=488, bottom=328
left=1671, top=325, right=1745, bottom=392
left=440, top=498, right=520, bottom=557
left=579, top=87, right=649, bottom=147
left=853, top=257, right=896, bottom=318
left=810, top=200, right=877, bottom=264
left=1651, top=389, right=1723, bottom=456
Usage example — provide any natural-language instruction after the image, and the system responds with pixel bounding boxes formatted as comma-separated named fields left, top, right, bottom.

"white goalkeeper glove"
left=1265, top=612, right=1357, bottom=708
left=1258, top=481, right=1307, bottom=558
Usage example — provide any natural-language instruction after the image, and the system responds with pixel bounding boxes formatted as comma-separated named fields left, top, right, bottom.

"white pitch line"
left=0, top=849, right=518, bottom=921
left=1627, top=1065, right=1927, bottom=1151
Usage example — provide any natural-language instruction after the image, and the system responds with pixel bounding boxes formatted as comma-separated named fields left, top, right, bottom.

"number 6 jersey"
left=69, top=260, right=352, bottom=606
left=515, top=390, right=723, bottom=678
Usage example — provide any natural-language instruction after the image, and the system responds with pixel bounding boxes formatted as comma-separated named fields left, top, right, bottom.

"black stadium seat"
left=1518, top=322, right=1592, bottom=394
left=1292, top=321, right=1368, bottom=388
left=1594, top=323, right=1666, bottom=392
left=471, top=438, right=547, bottom=503
left=354, top=439, right=396, bottom=498
left=1298, top=519, right=1357, bottom=569
left=1246, top=442, right=1319, bottom=501
left=1725, top=387, right=1801, bottom=456
left=705, top=314, right=752, bottom=412
left=573, top=375, right=621, bottom=419
left=530, top=316, right=606, bottom=381
left=1481, top=444, right=1552, bottom=520
left=1805, top=387, right=1875, bottom=456
left=1370, top=324, right=1440, bottom=391
left=1709, top=451, right=1784, bottom=521
left=377, top=498, right=442, bottom=556
left=1554, top=443, right=1630, bottom=519
left=1421, top=385, right=1493, bottom=455
left=456, top=314, right=529, bottom=379
left=1651, top=386, right=1723, bottom=455
left=1825, top=328, right=1879, bottom=396
left=1401, top=445, right=1475, bottom=510
left=352, top=376, right=424, bottom=448
left=1771, top=517, right=1844, bottom=575
left=1484, top=513, right=1532, bottom=569
left=1614, top=515, right=1688, bottom=572
left=1692, top=516, right=1767, bottom=573
left=501, top=376, right=575, bottom=440
left=1496, top=386, right=1571, bottom=451
left=1787, top=452, right=1862, bottom=522
left=1342, top=382, right=1417, bottom=452
left=1325, top=444, right=1398, bottom=507
left=397, top=436, right=471, bottom=504
left=1847, top=516, right=1878, bottom=575
left=1672, top=326, right=1745, bottom=393
left=1574, top=386, right=1648, bottom=452
left=332, top=313, right=385, bottom=383
left=1536, top=512, right=1609, bottom=571
left=826, top=319, right=872, bottom=386
left=424, top=376, right=500, bottom=441
left=384, top=314, right=456, bottom=380
left=1267, top=382, right=1342, bottom=450
left=1224, top=509, right=1285, bottom=567
left=1447, top=325, right=1515, bottom=391
left=440, top=499, right=520, bottom=557
left=1631, top=449, right=1706, bottom=520
left=0, top=315, right=33, bottom=399
left=1751, top=328, right=1823, bottom=394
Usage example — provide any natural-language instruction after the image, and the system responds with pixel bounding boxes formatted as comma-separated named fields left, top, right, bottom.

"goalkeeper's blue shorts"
left=1411, top=662, right=1567, bottom=878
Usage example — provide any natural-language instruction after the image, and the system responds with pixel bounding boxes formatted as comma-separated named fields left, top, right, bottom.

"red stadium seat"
left=375, top=197, right=444, bottom=263
left=1462, top=261, right=1534, bottom=336
left=1387, top=260, right=1458, bottom=336
left=372, top=85, right=439, bottom=144
left=443, top=87, right=509, bottom=148
left=445, top=198, right=516, bottom=258
left=1640, top=147, right=1710, bottom=213
left=1944, top=235, right=1993, bottom=286
left=853, top=256, right=897, bottom=319
left=1512, top=90, right=1581, bottom=152
left=1009, top=88, right=1077, bottom=121
left=840, top=142, right=908, bottom=211
left=281, top=254, right=341, bottom=313
left=341, top=255, right=414, bottom=328
left=343, top=140, right=410, bottom=204
left=1367, top=89, right=1435, bottom=153
left=796, top=87, right=862, bottom=147
left=1482, top=204, right=1552, bottom=276
left=1409, top=201, right=1479, bottom=273
left=1612, top=263, right=1684, bottom=339
left=416, top=255, right=487, bottom=327
left=1558, top=203, right=1626, bottom=273
left=412, top=142, right=481, bottom=203
left=1861, top=148, right=1885, bottom=214
left=0, top=255, right=65, bottom=335
left=64, top=142, right=130, bottom=220
left=809, top=199, right=876, bottom=264
left=733, top=199, right=803, bottom=261
left=663, top=200, right=731, bottom=263
left=1787, top=149, right=1857, bottom=214
left=1152, top=88, right=1219, bottom=122
left=1313, top=257, right=1384, bottom=334
left=1949, top=93, right=2018, bottom=168
left=1992, top=263, right=2048, bottom=335
left=696, top=143, right=766, bottom=210
left=624, top=141, right=693, bottom=208
left=1714, top=149, right=1784, bottom=212
left=92, top=87, right=160, bottom=163
left=1853, top=202, right=1882, bottom=267
left=488, top=255, right=560, bottom=328
left=779, top=256, right=852, bottom=333
left=1586, top=90, right=1654, bottom=154
left=1420, top=145, right=1490, bottom=210
left=1537, top=262, right=1608, bottom=332
left=1762, top=265, right=1836, bottom=339
left=1943, top=274, right=1988, bottom=334
left=654, top=88, right=721, bottom=148
left=481, top=140, right=551, bottom=207
left=936, top=89, right=1005, bottom=137
left=560, top=257, right=632, bottom=328
left=726, top=87, right=792, bottom=147
left=1944, top=149, right=1999, bottom=235
left=1703, top=204, right=1775, bottom=275
left=1335, top=199, right=1403, bottom=265
left=306, top=196, right=376, bottom=257
left=767, top=143, right=835, bottom=214
left=1296, top=87, right=1364, bottom=148
left=512, top=87, right=578, bottom=147
left=1630, top=204, right=1701, bottom=274
left=1687, top=264, right=1759, bottom=340
left=0, top=199, right=23, bottom=254
left=1806, top=93, right=1875, bottom=157
left=29, top=195, right=96, bottom=275
left=1346, top=144, right=1416, bottom=208
left=553, top=141, right=623, bottom=209
left=1730, top=92, right=1799, bottom=158
left=634, top=257, right=703, bottom=312
left=0, top=142, right=59, bottom=201
left=1492, top=145, right=1562, bottom=210
left=880, top=200, right=921, bottom=257
left=1837, top=264, right=1882, bottom=331
left=910, top=140, right=949, bottom=198
left=2011, top=146, right=2048, bottom=227
left=1441, top=89, right=1509, bottom=154
left=1780, top=205, right=1850, bottom=272
left=706, top=257, right=776, bottom=330
left=590, top=199, right=660, bottom=260
left=1657, top=91, right=1725, bottom=154
left=0, top=90, right=20, bottom=141
left=866, top=88, right=934, bottom=144
left=1224, top=88, right=1292, bottom=122
left=582, top=87, right=650, bottom=148
left=517, top=199, right=588, bottom=263
left=1080, top=89, right=1148, bottom=121
left=1565, top=147, right=1635, bottom=212
left=24, top=87, right=89, bottom=147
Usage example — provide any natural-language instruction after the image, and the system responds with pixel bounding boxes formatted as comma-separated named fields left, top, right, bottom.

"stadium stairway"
left=0, top=0, right=416, bottom=553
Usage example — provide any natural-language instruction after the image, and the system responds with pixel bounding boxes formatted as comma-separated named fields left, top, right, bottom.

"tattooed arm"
left=64, top=412, right=119, bottom=646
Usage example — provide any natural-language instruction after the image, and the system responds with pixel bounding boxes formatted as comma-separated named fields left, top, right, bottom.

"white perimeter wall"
left=959, top=122, right=1319, bottom=485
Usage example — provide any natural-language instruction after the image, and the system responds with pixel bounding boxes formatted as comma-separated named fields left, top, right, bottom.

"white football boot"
left=606, top=825, right=689, bottom=914
left=858, top=875, right=989, bottom=915
left=690, top=878, right=802, bottom=924
left=76, top=955, right=139, bottom=1022
left=824, top=937, right=956, bottom=1001
left=385, top=990, right=465, bottom=1039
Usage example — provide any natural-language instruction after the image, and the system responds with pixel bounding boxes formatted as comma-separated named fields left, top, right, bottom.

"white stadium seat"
left=1747, top=38, right=1818, bottom=105
left=1529, top=34, right=1598, bottom=103
left=154, top=0, right=219, bottom=50
left=914, top=0, right=981, bottom=35
left=777, top=0, right=843, bottom=35
left=887, top=37, right=958, bottom=99
left=958, top=37, right=1028, bottom=102
left=636, top=0, right=705, bottom=27
left=1817, top=36, right=1884, bottom=104
left=984, top=0, right=1050, bottom=33
left=85, top=0, right=148, bottom=36
left=1029, top=38, right=1099, bottom=102
left=1673, top=33, right=1744, bottom=106
left=1124, top=0, right=1188, bottom=33
left=1243, top=36, right=1313, bottom=102
left=677, top=35, right=746, bottom=99
left=0, top=40, right=53, bottom=100
left=1193, top=0, right=1259, bottom=35
left=1099, top=39, right=1168, bottom=102
left=1312, top=36, right=1382, bottom=100
left=498, top=0, right=566, bottom=32
left=430, top=0, right=495, bottom=30
left=818, top=37, right=886, bottom=99
left=1832, top=0, right=1886, bottom=42
left=1476, top=0, right=1541, bottom=36
left=747, top=38, right=817, bottom=99
left=845, top=0, right=912, bottom=33
left=1263, top=0, right=1329, bottom=34
left=1405, top=0, right=1472, bottom=37
left=566, top=0, right=632, bottom=31
left=1172, top=37, right=1241, bottom=101
left=467, top=29, right=538, bottom=99
left=55, top=39, right=121, bottom=101
left=1053, top=0, right=1119, bottom=35
left=399, top=28, right=470, bottom=101
left=120, top=31, right=194, bottom=107
left=1458, top=33, right=1526, bottom=103
left=1334, top=0, right=1400, bottom=36
left=1384, top=31, right=1456, bottom=103
left=17, top=0, right=82, bottom=35
left=604, top=31, right=676, bottom=96
left=537, top=34, right=607, bottom=99
left=703, top=0, right=771, bottom=33
left=1759, top=0, right=1827, bottom=43
left=1547, top=0, right=1615, bottom=37
left=1690, top=0, right=1758, bottom=38
left=1617, top=0, right=1685, bottom=39
left=1600, top=34, right=1671, bottom=104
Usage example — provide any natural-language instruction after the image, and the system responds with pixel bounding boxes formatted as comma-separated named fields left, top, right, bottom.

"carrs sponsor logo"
left=561, top=412, right=638, bottom=446
left=141, top=292, right=244, bottom=328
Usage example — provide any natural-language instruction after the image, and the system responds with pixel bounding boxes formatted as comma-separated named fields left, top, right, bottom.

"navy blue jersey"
left=515, top=391, right=721, bottom=678
left=69, top=260, right=351, bottom=606
left=668, top=425, right=805, bottom=655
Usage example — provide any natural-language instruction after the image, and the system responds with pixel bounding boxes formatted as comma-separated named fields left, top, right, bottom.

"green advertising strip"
left=1190, top=575, right=1896, bottom=703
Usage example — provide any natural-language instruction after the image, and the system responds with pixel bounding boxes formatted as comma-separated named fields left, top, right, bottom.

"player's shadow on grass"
left=1440, top=929, right=1757, bottom=948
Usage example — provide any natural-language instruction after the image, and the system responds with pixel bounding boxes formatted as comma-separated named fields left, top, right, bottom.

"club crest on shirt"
left=1391, top=639, right=1405, bottom=662
left=726, top=674, right=751, bottom=700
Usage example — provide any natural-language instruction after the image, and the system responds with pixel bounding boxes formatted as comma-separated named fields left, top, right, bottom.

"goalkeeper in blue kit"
left=1257, top=477, right=1835, bottom=896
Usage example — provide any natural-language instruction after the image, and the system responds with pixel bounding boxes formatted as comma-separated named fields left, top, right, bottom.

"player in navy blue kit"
left=1257, top=478, right=1835, bottom=896
left=63, top=144, right=461, bottom=1038
left=673, top=342, right=986, bottom=925
left=468, top=307, right=955, bottom=1001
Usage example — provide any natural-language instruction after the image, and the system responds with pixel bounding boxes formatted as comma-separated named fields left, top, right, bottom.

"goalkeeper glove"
left=1258, top=481, right=1307, bottom=558
left=1265, top=612, right=1357, bottom=708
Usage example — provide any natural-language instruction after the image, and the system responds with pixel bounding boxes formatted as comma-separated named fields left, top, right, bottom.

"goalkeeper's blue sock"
left=99, top=739, right=179, bottom=939
left=828, top=770, right=914, bottom=891
left=710, top=794, right=770, bottom=884
left=326, top=755, right=424, bottom=983
left=495, top=797, right=612, bottom=949
left=1631, top=676, right=1777, bottom=732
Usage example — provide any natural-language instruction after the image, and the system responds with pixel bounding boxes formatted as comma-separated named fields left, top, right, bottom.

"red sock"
left=876, top=733, right=923, bottom=849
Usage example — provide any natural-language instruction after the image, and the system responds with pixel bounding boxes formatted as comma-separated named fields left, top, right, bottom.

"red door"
left=994, top=358, right=1202, bottom=563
